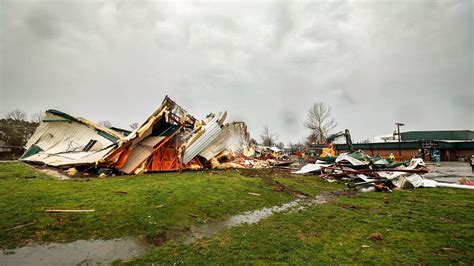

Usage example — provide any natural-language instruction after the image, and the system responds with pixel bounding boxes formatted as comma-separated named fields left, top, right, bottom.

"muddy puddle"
left=0, top=238, right=149, bottom=266
left=0, top=194, right=332, bottom=265
left=183, top=194, right=332, bottom=244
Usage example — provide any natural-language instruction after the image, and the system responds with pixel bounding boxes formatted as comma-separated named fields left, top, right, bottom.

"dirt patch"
left=367, top=232, right=383, bottom=242
left=339, top=204, right=363, bottom=210
left=144, top=228, right=189, bottom=246
left=238, top=169, right=311, bottom=197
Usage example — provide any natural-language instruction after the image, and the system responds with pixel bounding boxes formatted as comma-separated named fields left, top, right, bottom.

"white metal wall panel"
left=182, top=113, right=226, bottom=164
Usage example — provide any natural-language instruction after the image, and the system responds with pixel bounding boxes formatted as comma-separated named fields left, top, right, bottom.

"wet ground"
left=425, top=161, right=473, bottom=183
left=0, top=194, right=333, bottom=265
left=0, top=238, right=149, bottom=265
left=183, top=194, right=331, bottom=244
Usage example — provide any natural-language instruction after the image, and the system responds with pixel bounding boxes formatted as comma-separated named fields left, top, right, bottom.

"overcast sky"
left=1, top=0, right=472, bottom=143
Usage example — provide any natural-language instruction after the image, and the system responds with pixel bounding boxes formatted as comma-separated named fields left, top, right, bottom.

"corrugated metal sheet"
left=199, top=122, right=249, bottom=160
left=21, top=112, right=117, bottom=166
left=183, top=112, right=226, bottom=164
left=22, top=145, right=115, bottom=167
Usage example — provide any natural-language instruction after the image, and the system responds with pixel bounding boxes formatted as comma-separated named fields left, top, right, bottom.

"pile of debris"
left=20, top=96, right=277, bottom=176
left=293, top=150, right=474, bottom=192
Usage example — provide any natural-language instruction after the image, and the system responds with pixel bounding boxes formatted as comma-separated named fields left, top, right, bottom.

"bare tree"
left=98, top=120, right=112, bottom=128
left=304, top=102, right=337, bottom=144
left=30, top=111, right=45, bottom=124
left=6, top=109, right=27, bottom=121
left=129, top=122, right=139, bottom=130
left=276, top=142, right=284, bottom=149
left=287, top=142, right=294, bottom=153
left=287, top=142, right=301, bottom=153
left=260, top=126, right=278, bottom=147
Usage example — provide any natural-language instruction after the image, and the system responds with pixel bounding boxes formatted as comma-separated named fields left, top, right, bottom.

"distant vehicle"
left=309, top=129, right=354, bottom=160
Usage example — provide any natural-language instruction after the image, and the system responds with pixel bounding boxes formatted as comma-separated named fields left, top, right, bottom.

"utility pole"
left=395, top=122, right=405, bottom=158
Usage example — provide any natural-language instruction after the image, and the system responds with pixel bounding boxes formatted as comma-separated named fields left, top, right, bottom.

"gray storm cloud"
left=1, top=0, right=472, bottom=143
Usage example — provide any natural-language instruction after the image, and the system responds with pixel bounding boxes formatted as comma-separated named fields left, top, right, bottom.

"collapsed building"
left=20, top=96, right=252, bottom=175
left=103, top=96, right=250, bottom=174
left=20, top=110, right=124, bottom=167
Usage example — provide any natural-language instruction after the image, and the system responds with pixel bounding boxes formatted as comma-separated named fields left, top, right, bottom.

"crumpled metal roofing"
left=21, top=96, right=251, bottom=174
left=182, top=112, right=227, bottom=164
left=199, top=122, right=249, bottom=161
left=20, top=111, right=123, bottom=167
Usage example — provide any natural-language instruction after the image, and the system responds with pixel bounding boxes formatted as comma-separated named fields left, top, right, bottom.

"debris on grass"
left=248, top=192, right=261, bottom=196
left=67, top=167, right=78, bottom=176
left=45, top=209, right=95, bottom=213
left=367, top=232, right=383, bottom=242
left=1, top=222, right=35, bottom=232
left=293, top=150, right=474, bottom=192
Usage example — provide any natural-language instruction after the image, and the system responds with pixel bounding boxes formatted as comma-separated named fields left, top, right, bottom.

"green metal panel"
left=20, top=145, right=43, bottom=159
left=401, top=130, right=474, bottom=141
left=437, top=142, right=456, bottom=149
left=109, top=127, right=131, bottom=136
left=336, top=141, right=420, bottom=151
left=456, top=142, right=474, bottom=149
left=97, top=131, right=119, bottom=142
left=336, top=140, right=474, bottom=151
left=46, top=109, right=79, bottom=122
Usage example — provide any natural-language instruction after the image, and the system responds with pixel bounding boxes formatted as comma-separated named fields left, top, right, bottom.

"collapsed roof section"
left=20, top=110, right=124, bottom=167
left=103, top=96, right=248, bottom=175
left=198, top=122, right=250, bottom=161
left=104, top=96, right=200, bottom=174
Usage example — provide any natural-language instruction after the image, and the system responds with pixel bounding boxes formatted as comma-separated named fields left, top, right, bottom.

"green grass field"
left=0, top=163, right=338, bottom=249
left=1, top=162, right=472, bottom=264
left=132, top=188, right=474, bottom=264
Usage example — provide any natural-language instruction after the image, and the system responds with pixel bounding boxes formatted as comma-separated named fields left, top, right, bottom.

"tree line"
left=1, top=102, right=337, bottom=156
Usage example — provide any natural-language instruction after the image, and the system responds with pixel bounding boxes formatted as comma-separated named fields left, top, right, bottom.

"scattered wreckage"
left=20, top=96, right=290, bottom=176
left=293, top=150, right=474, bottom=191
left=19, top=101, right=474, bottom=192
